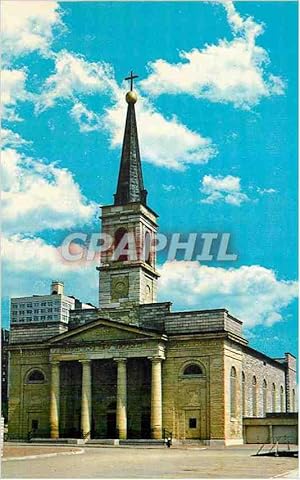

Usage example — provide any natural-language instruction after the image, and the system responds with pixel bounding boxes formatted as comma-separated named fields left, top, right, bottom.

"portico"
left=48, top=318, right=166, bottom=441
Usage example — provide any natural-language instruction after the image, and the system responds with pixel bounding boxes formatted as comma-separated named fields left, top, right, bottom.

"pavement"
left=1, top=443, right=298, bottom=479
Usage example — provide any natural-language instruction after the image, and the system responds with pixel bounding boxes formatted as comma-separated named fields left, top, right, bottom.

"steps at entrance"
left=86, top=439, right=166, bottom=447
left=29, top=438, right=86, bottom=445
left=119, top=439, right=165, bottom=446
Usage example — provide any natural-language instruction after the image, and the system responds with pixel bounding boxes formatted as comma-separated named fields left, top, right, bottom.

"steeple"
left=114, top=71, right=147, bottom=206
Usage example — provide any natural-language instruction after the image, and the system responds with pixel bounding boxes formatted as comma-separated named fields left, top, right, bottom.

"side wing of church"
left=7, top=83, right=297, bottom=446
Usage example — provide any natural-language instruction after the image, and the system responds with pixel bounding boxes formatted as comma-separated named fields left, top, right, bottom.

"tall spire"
left=114, top=71, right=147, bottom=206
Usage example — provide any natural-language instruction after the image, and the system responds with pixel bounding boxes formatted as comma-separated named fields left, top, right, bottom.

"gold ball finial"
left=126, top=90, right=137, bottom=104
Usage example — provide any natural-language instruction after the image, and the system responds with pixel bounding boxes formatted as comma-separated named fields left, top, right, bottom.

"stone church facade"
left=8, top=85, right=296, bottom=445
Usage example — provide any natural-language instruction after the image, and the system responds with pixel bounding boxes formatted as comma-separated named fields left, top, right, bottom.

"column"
left=50, top=361, right=60, bottom=439
left=150, top=357, right=163, bottom=439
left=115, top=358, right=127, bottom=440
left=80, top=360, right=92, bottom=440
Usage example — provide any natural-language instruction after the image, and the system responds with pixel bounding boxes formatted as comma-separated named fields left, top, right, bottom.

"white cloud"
left=2, top=69, right=29, bottom=121
left=1, top=1, right=64, bottom=62
left=1, top=148, right=97, bottom=233
left=141, top=1, right=284, bottom=109
left=158, top=261, right=298, bottom=328
left=103, top=90, right=217, bottom=170
left=257, top=186, right=277, bottom=195
left=162, top=184, right=176, bottom=192
left=34, top=50, right=216, bottom=169
left=2, top=234, right=98, bottom=305
left=70, top=101, right=102, bottom=132
left=1, top=128, right=31, bottom=148
left=36, top=51, right=117, bottom=112
left=200, top=174, right=249, bottom=205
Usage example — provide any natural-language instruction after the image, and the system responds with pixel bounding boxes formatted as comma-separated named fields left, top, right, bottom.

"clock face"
left=115, top=281, right=126, bottom=295
left=111, top=276, right=129, bottom=300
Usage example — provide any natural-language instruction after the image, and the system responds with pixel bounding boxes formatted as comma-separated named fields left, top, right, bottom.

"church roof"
left=114, top=74, right=147, bottom=206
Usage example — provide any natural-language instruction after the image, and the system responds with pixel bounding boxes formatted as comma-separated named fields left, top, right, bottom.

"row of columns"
left=49, top=357, right=163, bottom=440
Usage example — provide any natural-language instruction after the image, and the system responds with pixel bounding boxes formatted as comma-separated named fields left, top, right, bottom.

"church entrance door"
left=184, top=408, right=201, bottom=439
left=106, top=402, right=117, bottom=438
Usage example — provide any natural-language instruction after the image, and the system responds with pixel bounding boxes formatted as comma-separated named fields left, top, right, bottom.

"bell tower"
left=98, top=72, right=159, bottom=308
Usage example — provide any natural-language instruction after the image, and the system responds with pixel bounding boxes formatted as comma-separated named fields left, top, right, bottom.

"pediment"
left=48, top=318, right=162, bottom=345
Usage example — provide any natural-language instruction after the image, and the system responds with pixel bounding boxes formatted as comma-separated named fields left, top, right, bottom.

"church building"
left=7, top=78, right=297, bottom=445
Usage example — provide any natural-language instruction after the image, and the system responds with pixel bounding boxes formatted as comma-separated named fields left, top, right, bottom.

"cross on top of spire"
left=125, top=70, right=138, bottom=91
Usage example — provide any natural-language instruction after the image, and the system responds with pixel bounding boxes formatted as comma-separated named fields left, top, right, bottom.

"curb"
left=3, top=448, right=85, bottom=462
left=271, top=470, right=299, bottom=479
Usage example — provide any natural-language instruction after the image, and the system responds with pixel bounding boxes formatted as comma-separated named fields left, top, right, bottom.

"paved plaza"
left=2, top=444, right=298, bottom=479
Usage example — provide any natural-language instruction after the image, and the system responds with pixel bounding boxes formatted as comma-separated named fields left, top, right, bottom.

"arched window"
left=230, top=367, right=237, bottom=418
left=280, top=386, right=285, bottom=412
left=272, top=383, right=276, bottom=412
left=242, top=372, right=246, bottom=416
left=292, top=389, right=296, bottom=412
left=114, top=228, right=128, bottom=261
left=262, top=379, right=267, bottom=416
left=27, top=369, right=45, bottom=384
left=252, top=376, right=257, bottom=416
left=144, top=231, right=152, bottom=265
left=183, top=364, right=203, bottom=376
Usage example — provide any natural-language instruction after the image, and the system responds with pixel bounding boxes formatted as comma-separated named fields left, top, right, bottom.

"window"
left=47, top=315, right=52, bottom=320
left=292, top=389, right=296, bottom=412
left=280, top=386, right=285, bottom=412
left=114, top=227, right=128, bottom=261
left=252, top=376, right=257, bottom=416
left=189, top=418, right=197, bottom=429
left=34, top=309, right=39, bottom=313
left=262, top=379, right=267, bottom=416
left=242, top=372, right=246, bottom=416
left=27, top=303, right=32, bottom=307
left=41, top=316, right=45, bottom=320
left=41, top=302, right=46, bottom=306
left=183, top=364, right=203, bottom=376
left=144, top=231, right=152, bottom=265
left=272, top=383, right=276, bottom=412
left=230, top=367, right=237, bottom=418
left=27, top=370, right=45, bottom=383
left=26, top=310, right=32, bottom=314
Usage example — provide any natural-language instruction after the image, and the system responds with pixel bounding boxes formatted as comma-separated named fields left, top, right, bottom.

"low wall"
left=243, top=413, right=298, bottom=444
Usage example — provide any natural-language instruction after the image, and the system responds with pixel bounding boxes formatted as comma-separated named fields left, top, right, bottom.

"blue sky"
left=2, top=1, right=298, bottom=358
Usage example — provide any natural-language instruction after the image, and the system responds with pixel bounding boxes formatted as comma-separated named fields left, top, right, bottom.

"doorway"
left=106, top=401, right=117, bottom=438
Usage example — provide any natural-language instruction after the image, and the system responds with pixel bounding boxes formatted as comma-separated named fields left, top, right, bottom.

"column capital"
left=50, top=360, right=60, bottom=366
left=79, top=359, right=91, bottom=365
left=148, top=356, right=163, bottom=363
left=114, top=357, right=127, bottom=363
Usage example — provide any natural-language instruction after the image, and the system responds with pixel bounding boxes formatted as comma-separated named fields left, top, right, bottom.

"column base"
left=50, top=430, right=59, bottom=440
left=151, top=428, right=162, bottom=440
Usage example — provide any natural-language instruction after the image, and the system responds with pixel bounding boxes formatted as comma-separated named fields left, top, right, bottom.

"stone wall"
left=162, top=336, right=227, bottom=444
left=242, top=347, right=286, bottom=417
left=164, top=309, right=243, bottom=337
left=9, top=322, right=68, bottom=344
left=8, top=348, right=50, bottom=440
left=224, top=341, right=244, bottom=444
